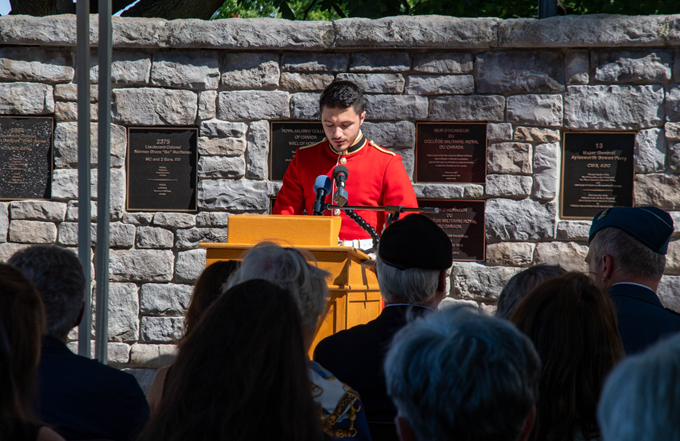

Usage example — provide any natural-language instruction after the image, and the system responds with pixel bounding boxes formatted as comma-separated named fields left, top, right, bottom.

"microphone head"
left=314, top=175, right=332, bottom=193
left=333, top=165, right=349, bottom=180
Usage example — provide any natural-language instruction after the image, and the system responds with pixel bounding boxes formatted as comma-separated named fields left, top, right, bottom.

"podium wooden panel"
left=200, top=215, right=382, bottom=356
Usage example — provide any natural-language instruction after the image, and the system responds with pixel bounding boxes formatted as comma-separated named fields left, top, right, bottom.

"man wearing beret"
left=314, top=214, right=452, bottom=441
left=587, top=206, right=680, bottom=355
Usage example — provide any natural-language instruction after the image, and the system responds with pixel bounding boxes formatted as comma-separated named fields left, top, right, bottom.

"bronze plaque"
left=561, top=132, right=635, bottom=219
left=419, top=199, right=486, bottom=262
left=127, top=127, right=198, bottom=212
left=0, top=117, right=53, bottom=200
left=270, top=122, right=325, bottom=181
left=415, top=122, right=487, bottom=184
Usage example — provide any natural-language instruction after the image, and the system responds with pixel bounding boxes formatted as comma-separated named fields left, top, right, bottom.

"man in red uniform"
left=273, top=81, right=418, bottom=244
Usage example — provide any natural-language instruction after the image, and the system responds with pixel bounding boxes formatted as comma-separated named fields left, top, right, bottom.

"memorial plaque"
left=561, top=132, right=635, bottom=219
left=419, top=199, right=486, bottom=262
left=127, top=127, right=198, bottom=212
left=415, top=123, right=487, bottom=184
left=270, top=122, right=325, bottom=181
left=0, top=117, right=53, bottom=200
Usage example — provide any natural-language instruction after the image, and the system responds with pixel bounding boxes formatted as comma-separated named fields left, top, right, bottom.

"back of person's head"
left=319, top=80, right=365, bottom=114
left=8, top=245, right=85, bottom=341
left=227, top=242, right=329, bottom=332
left=140, top=279, right=323, bottom=441
left=510, top=272, right=624, bottom=441
left=495, top=265, right=566, bottom=320
left=590, top=226, right=666, bottom=280
left=0, top=263, right=45, bottom=426
left=385, top=305, right=541, bottom=441
left=598, top=333, right=680, bottom=441
left=183, top=260, right=240, bottom=337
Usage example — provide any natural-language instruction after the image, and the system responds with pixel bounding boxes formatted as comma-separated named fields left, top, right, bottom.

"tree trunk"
left=10, top=0, right=75, bottom=15
left=121, top=0, right=226, bottom=19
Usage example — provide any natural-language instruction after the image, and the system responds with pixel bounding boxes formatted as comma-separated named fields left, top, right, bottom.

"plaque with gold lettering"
left=270, top=122, right=325, bottom=181
left=561, top=132, right=635, bottom=219
left=415, top=122, right=487, bottom=184
left=418, top=199, right=486, bottom=262
left=127, top=128, right=198, bottom=212
left=0, top=117, right=53, bottom=200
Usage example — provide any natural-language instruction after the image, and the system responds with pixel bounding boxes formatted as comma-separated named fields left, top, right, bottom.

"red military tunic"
left=273, top=134, right=418, bottom=241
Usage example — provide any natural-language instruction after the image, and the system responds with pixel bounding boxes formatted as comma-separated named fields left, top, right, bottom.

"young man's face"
left=321, top=105, right=366, bottom=153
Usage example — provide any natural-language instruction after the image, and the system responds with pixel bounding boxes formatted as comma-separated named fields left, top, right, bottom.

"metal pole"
left=538, top=0, right=557, bottom=18
left=77, top=0, right=92, bottom=358
left=95, top=0, right=112, bottom=364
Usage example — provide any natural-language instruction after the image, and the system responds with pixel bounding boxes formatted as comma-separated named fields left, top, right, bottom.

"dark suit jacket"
left=313, top=305, right=431, bottom=441
left=38, top=337, right=150, bottom=441
left=610, top=283, right=680, bottom=356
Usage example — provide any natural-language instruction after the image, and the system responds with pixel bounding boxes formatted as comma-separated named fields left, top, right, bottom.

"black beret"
left=589, top=207, right=674, bottom=255
left=378, top=214, right=452, bottom=270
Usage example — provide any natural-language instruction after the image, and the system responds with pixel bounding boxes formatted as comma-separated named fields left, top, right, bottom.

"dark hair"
left=0, top=263, right=46, bottom=431
left=510, top=272, right=624, bottom=441
left=496, top=265, right=567, bottom=320
left=183, top=260, right=240, bottom=337
left=319, top=80, right=365, bottom=114
left=8, top=245, right=86, bottom=340
left=139, top=279, right=324, bottom=441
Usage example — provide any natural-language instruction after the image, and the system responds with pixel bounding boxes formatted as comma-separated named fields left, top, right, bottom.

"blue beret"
left=589, top=207, right=674, bottom=255
left=378, top=214, right=452, bottom=270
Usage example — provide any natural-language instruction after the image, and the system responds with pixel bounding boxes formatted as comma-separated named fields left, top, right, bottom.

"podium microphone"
left=332, top=165, right=349, bottom=207
left=312, top=175, right=332, bottom=216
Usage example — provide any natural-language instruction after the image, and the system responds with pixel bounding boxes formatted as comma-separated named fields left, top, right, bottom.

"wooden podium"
left=200, top=215, right=382, bottom=355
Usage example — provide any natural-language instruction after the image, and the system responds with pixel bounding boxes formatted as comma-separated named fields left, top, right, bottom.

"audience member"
left=384, top=305, right=540, bottom=441
left=228, top=243, right=371, bottom=440
left=511, top=272, right=624, bottom=441
left=0, top=263, right=64, bottom=441
left=598, top=332, right=680, bottom=441
left=146, top=260, right=240, bottom=414
left=587, top=206, right=680, bottom=354
left=139, top=279, right=327, bottom=441
left=314, top=214, right=452, bottom=441
left=8, top=245, right=149, bottom=441
left=495, top=264, right=566, bottom=320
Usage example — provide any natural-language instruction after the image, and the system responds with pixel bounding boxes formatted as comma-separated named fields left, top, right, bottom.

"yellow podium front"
left=200, top=214, right=382, bottom=356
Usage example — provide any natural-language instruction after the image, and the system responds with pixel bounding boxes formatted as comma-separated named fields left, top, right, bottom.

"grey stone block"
left=413, top=184, right=483, bottom=199
left=198, top=90, right=217, bottom=120
left=141, top=317, right=184, bottom=343
left=507, top=94, right=563, bottom=127
left=635, top=174, right=680, bottom=210
left=222, top=53, right=279, bottom=89
left=246, top=120, right=270, bottom=180
left=556, top=221, right=590, bottom=241
left=153, top=213, right=195, bottom=229
left=0, top=203, right=7, bottom=243
left=0, top=83, right=54, bottom=115
left=290, top=93, right=321, bottom=120
left=450, top=263, right=519, bottom=299
left=217, top=90, right=289, bottom=120
left=199, top=137, right=247, bottom=157
left=487, top=142, right=532, bottom=174
left=659, top=276, right=680, bottom=311
left=533, top=142, right=559, bottom=200
left=198, top=156, right=245, bottom=179
left=349, top=52, right=411, bottom=72
left=364, top=95, right=428, bottom=121
left=54, top=122, right=126, bottom=168
left=130, top=343, right=178, bottom=369
left=0, top=47, right=73, bottom=83
left=60, top=222, right=137, bottom=248
left=136, top=226, right=174, bottom=249
left=564, top=85, right=664, bottom=129
left=429, top=95, right=504, bottom=122
left=55, top=102, right=97, bottom=122
left=10, top=201, right=66, bottom=222
left=112, top=88, right=198, bottom=126
left=196, top=212, right=230, bottom=227
left=592, top=49, right=671, bottom=83
left=336, top=73, right=405, bottom=94
left=666, top=85, right=680, bottom=122
left=635, top=128, right=666, bottom=173
left=109, top=249, right=175, bottom=282
left=670, top=142, right=680, bottom=172
left=486, top=123, right=513, bottom=142
left=9, top=220, right=57, bottom=244
left=666, top=122, right=680, bottom=141
left=514, top=127, right=560, bottom=143
left=565, top=50, right=589, bottom=85
left=412, top=52, right=473, bottom=74
left=199, top=119, right=247, bottom=138
left=405, top=75, right=474, bottom=95
left=122, top=212, right=154, bottom=226
left=486, top=242, right=535, bottom=267
left=280, top=73, right=334, bottom=92
left=388, top=147, right=414, bottom=178
left=54, top=84, right=98, bottom=102
left=534, top=242, right=588, bottom=272
left=485, top=174, right=532, bottom=197
left=140, top=283, right=192, bottom=316
left=51, top=169, right=125, bottom=218
left=91, top=50, right=151, bottom=85
left=281, top=53, right=349, bottom=72
left=151, top=50, right=219, bottom=90
left=175, top=248, right=206, bottom=283
left=475, top=50, right=564, bottom=94
left=199, top=179, right=269, bottom=211
left=107, top=283, right=140, bottom=342
left=175, top=228, right=228, bottom=250
left=0, top=243, right=29, bottom=262
left=486, top=199, right=557, bottom=241
left=362, top=121, right=415, bottom=148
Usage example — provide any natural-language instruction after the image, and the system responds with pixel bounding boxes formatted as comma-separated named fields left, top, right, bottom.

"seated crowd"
left=2, top=206, right=680, bottom=441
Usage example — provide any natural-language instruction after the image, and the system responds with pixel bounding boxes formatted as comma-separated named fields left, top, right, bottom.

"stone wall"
left=1, top=14, right=680, bottom=382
